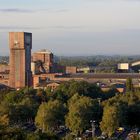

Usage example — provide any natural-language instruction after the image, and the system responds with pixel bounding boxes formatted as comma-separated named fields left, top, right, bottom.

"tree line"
left=0, top=80, right=139, bottom=140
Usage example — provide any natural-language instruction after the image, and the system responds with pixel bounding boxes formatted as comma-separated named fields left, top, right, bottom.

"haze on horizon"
left=0, top=0, right=140, bottom=56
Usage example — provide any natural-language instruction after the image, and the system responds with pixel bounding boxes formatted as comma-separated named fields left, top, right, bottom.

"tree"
left=0, top=94, right=39, bottom=125
left=101, top=91, right=140, bottom=128
left=126, top=104, right=140, bottom=127
left=26, top=132, right=56, bottom=140
left=20, top=96, right=39, bottom=121
left=100, top=105, right=120, bottom=137
left=66, top=94, right=100, bottom=136
left=35, top=100, right=66, bottom=133
left=26, top=133, right=40, bottom=140
left=45, top=87, right=54, bottom=100
left=126, top=78, right=133, bottom=92
left=55, top=80, right=102, bottom=101
left=0, top=101, right=11, bottom=125
left=4, top=91, right=24, bottom=104
left=0, top=90, right=11, bottom=101
left=0, top=126, right=26, bottom=140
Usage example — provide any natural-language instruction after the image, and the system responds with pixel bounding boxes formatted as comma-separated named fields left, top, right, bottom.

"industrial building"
left=32, top=49, right=54, bottom=74
left=9, top=32, right=32, bottom=89
left=1, top=32, right=140, bottom=91
left=117, top=63, right=130, bottom=72
left=118, top=62, right=140, bottom=73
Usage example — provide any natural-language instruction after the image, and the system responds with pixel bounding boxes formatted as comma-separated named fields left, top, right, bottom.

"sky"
left=0, top=0, right=140, bottom=56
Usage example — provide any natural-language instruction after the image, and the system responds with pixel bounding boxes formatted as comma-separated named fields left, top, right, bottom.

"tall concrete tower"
left=9, top=32, right=32, bottom=89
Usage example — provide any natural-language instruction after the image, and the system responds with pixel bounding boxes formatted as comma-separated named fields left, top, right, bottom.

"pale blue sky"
left=0, top=0, right=140, bottom=55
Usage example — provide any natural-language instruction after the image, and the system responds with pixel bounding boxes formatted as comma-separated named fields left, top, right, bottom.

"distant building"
left=112, top=83, right=125, bottom=93
left=77, top=66, right=94, bottom=73
left=32, top=49, right=54, bottom=73
left=53, top=63, right=66, bottom=73
left=118, top=63, right=129, bottom=72
left=35, top=81, right=61, bottom=91
left=0, top=64, right=10, bottom=86
left=131, top=61, right=140, bottom=72
left=0, top=71, right=9, bottom=86
left=66, top=66, right=77, bottom=74
left=9, top=32, right=32, bottom=89
left=33, top=73, right=57, bottom=88
left=32, top=73, right=72, bottom=88
left=0, top=64, right=10, bottom=72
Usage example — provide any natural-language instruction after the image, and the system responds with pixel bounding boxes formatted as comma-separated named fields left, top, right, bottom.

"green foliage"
left=0, top=89, right=39, bottom=126
left=9, top=104, right=36, bottom=124
left=101, top=92, right=140, bottom=133
left=102, top=88, right=118, bottom=100
left=4, top=91, right=24, bottom=104
left=126, top=78, right=134, bottom=92
left=0, top=101, right=11, bottom=125
left=26, top=133, right=40, bottom=140
left=0, top=126, right=26, bottom=140
left=56, top=55, right=139, bottom=68
left=0, top=102, right=38, bottom=125
left=66, top=94, right=101, bottom=136
left=55, top=80, right=102, bottom=101
left=35, top=100, right=66, bottom=133
left=0, top=89, right=11, bottom=101
left=62, top=134, right=75, bottom=140
left=100, top=105, right=120, bottom=137
left=26, top=132, right=57, bottom=140
left=45, top=87, right=54, bottom=100
left=0, top=126, right=59, bottom=140
left=126, top=104, right=140, bottom=127
left=0, top=79, right=140, bottom=139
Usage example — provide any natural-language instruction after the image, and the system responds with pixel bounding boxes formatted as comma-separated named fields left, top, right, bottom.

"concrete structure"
left=32, top=49, right=54, bottom=73
left=9, top=32, right=32, bottom=89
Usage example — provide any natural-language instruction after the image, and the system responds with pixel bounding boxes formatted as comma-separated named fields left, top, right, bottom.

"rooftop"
left=35, top=49, right=52, bottom=54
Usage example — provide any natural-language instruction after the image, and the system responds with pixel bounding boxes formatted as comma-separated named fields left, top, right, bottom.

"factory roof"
left=35, top=49, right=52, bottom=54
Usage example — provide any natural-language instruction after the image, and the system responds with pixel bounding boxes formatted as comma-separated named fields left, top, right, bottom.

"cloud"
left=0, top=8, right=69, bottom=14
left=0, top=8, right=34, bottom=13
left=0, top=26, right=42, bottom=31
